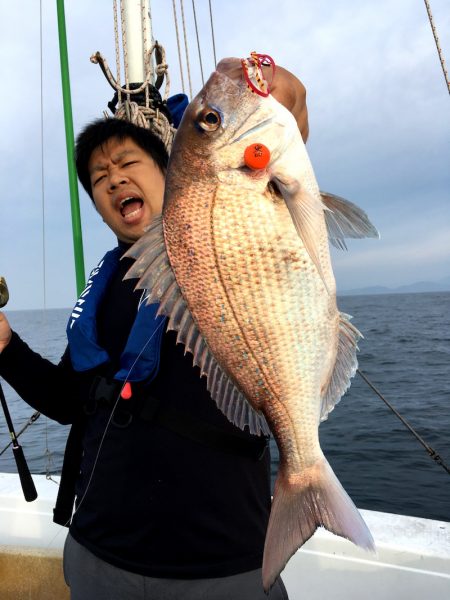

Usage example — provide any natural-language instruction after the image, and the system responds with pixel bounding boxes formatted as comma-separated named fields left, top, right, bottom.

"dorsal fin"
left=320, top=312, right=362, bottom=421
left=320, top=191, right=380, bottom=250
left=124, top=216, right=269, bottom=436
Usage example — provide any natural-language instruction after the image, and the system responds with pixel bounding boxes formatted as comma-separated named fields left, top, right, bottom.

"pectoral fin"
left=273, top=177, right=330, bottom=293
left=320, top=191, right=380, bottom=250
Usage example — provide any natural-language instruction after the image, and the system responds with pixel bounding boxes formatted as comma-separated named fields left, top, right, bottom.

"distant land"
left=339, top=276, right=450, bottom=296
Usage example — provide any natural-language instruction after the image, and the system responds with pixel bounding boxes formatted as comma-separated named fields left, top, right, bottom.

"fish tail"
left=262, top=457, right=375, bottom=592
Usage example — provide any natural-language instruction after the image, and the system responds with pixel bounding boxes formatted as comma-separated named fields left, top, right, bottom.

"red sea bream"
left=125, top=57, right=379, bottom=591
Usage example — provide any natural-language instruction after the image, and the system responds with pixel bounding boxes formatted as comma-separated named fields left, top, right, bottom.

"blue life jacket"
left=66, top=247, right=165, bottom=382
left=167, top=93, right=189, bottom=128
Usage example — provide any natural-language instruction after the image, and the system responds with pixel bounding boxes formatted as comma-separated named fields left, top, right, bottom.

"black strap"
left=54, top=378, right=268, bottom=526
left=53, top=419, right=85, bottom=527
left=88, top=375, right=268, bottom=460
left=148, top=404, right=268, bottom=461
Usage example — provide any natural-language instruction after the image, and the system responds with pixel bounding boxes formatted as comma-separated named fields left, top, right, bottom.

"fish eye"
left=197, top=108, right=221, bottom=131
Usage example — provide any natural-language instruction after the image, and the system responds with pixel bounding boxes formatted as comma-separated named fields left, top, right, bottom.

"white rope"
left=172, top=0, right=186, bottom=94
left=113, top=0, right=122, bottom=105
left=208, top=0, right=217, bottom=67
left=90, top=0, right=178, bottom=150
left=120, top=0, right=131, bottom=100
left=423, top=0, right=450, bottom=95
left=91, top=42, right=176, bottom=153
left=148, top=0, right=154, bottom=45
left=180, top=0, right=193, bottom=98
left=191, top=0, right=205, bottom=86
left=142, top=0, right=150, bottom=106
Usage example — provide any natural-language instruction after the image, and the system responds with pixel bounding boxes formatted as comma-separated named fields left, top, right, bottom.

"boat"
left=1, top=473, right=449, bottom=599
left=1, top=1, right=449, bottom=598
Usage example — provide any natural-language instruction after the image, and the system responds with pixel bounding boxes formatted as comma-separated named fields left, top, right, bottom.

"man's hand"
left=267, top=65, right=309, bottom=143
left=0, top=313, right=12, bottom=354
left=216, top=57, right=309, bottom=143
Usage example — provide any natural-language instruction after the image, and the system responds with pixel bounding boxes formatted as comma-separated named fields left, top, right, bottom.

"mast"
left=90, top=1, right=175, bottom=149
left=56, top=0, right=86, bottom=296
left=122, top=0, right=153, bottom=85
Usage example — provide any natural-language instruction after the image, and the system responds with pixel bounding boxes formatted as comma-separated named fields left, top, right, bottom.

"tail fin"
left=262, top=458, right=375, bottom=592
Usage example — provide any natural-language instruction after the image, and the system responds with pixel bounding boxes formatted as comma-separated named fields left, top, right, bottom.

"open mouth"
left=120, top=197, right=144, bottom=219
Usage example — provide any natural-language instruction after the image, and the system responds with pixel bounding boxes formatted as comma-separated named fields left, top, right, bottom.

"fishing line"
left=45, top=316, right=167, bottom=551
left=40, top=0, right=56, bottom=482
left=0, top=411, right=41, bottom=457
left=357, top=369, right=450, bottom=476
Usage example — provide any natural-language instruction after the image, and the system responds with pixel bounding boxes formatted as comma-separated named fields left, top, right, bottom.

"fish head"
left=167, top=58, right=297, bottom=185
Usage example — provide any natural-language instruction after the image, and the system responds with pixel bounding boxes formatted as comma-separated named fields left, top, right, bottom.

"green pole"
left=56, top=0, right=86, bottom=295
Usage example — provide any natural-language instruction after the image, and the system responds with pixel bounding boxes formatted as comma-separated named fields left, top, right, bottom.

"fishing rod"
left=0, top=277, right=37, bottom=502
left=357, top=369, right=450, bottom=476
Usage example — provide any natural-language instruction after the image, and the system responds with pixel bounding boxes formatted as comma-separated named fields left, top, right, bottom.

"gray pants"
left=63, top=533, right=289, bottom=600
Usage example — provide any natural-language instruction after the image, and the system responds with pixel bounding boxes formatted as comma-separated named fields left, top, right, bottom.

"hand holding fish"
left=216, top=56, right=308, bottom=141
left=267, top=64, right=309, bottom=142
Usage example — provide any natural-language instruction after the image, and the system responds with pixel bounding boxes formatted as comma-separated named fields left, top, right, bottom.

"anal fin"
left=321, top=312, right=362, bottom=422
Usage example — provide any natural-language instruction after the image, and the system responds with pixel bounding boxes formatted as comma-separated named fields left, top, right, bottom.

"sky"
left=0, top=0, right=449, bottom=311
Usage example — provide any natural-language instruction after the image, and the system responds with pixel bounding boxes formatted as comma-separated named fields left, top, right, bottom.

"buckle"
left=111, top=408, right=133, bottom=428
left=256, top=436, right=270, bottom=461
left=89, top=376, right=120, bottom=405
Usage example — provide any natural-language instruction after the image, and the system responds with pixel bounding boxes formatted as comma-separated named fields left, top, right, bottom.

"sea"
left=0, top=292, right=449, bottom=522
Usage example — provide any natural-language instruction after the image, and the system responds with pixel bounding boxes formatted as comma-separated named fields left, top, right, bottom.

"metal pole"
left=122, top=0, right=150, bottom=84
left=56, top=0, right=86, bottom=296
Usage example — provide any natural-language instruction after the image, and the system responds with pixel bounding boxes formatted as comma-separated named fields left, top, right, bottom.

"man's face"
left=88, top=137, right=165, bottom=243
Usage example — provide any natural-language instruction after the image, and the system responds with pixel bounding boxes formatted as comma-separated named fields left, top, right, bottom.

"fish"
left=125, top=57, right=379, bottom=591
left=0, top=277, right=9, bottom=308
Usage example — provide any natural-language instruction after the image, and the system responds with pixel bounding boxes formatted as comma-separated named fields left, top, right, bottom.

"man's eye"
left=93, top=175, right=106, bottom=186
left=123, top=161, right=137, bottom=167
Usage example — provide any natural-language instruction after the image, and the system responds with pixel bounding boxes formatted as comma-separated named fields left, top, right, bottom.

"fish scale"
left=166, top=171, right=337, bottom=474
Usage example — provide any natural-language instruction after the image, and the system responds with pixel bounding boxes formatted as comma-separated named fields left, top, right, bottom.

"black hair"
left=75, top=118, right=169, bottom=201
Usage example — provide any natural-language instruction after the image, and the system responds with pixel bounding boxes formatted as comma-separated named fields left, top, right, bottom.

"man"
left=0, top=64, right=308, bottom=599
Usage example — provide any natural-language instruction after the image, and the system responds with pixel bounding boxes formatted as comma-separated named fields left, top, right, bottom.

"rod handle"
left=12, top=444, right=38, bottom=502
